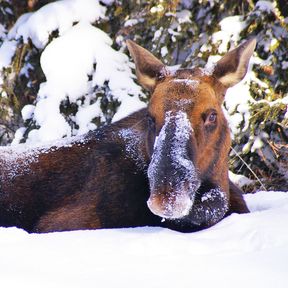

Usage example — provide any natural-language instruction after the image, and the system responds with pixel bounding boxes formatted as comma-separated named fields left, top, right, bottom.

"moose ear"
left=213, top=38, right=256, bottom=88
left=126, top=40, right=166, bottom=92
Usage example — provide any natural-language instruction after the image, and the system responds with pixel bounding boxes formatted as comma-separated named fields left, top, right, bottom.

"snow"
left=212, top=16, right=247, bottom=53
left=0, top=191, right=288, bottom=288
left=150, top=4, right=165, bottom=14
left=8, top=0, right=107, bottom=49
left=172, top=78, right=199, bottom=87
left=224, top=70, right=254, bottom=136
left=117, top=127, right=146, bottom=169
left=0, top=24, right=6, bottom=39
left=75, top=100, right=102, bottom=134
left=21, top=104, right=35, bottom=121
left=255, top=1, right=276, bottom=13
left=160, top=46, right=168, bottom=57
left=0, top=40, right=17, bottom=70
left=282, top=61, right=288, bottom=70
left=2, top=0, right=145, bottom=145
left=124, top=19, right=139, bottom=27
left=1, top=5, right=288, bottom=285
left=176, top=9, right=192, bottom=24
left=17, top=21, right=144, bottom=143
left=229, top=171, right=254, bottom=187
left=0, top=133, right=89, bottom=177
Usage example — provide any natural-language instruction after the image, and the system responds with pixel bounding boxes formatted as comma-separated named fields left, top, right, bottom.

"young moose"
left=0, top=38, right=255, bottom=233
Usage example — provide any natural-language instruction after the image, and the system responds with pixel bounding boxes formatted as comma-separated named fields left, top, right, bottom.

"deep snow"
left=0, top=191, right=288, bottom=288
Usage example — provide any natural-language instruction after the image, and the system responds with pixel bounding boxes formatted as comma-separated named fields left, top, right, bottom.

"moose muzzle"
left=147, top=111, right=201, bottom=219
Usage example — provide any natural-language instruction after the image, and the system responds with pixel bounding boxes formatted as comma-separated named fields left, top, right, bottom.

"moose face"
left=127, top=39, right=256, bottom=227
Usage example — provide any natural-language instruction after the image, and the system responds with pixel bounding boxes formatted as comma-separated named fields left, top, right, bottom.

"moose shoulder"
left=0, top=38, right=255, bottom=233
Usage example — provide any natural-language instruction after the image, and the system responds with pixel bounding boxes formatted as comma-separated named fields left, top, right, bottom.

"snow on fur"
left=117, top=128, right=146, bottom=170
left=192, top=187, right=229, bottom=226
left=0, top=133, right=89, bottom=179
left=147, top=111, right=200, bottom=217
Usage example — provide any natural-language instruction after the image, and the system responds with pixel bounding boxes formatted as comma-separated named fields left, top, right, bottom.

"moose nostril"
left=147, top=195, right=193, bottom=219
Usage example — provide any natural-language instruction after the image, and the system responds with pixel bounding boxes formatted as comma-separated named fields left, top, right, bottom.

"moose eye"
left=203, top=110, right=217, bottom=126
left=208, top=112, right=217, bottom=123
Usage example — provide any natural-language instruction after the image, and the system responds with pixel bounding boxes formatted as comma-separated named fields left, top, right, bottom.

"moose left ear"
left=126, top=40, right=166, bottom=92
left=213, top=38, right=256, bottom=88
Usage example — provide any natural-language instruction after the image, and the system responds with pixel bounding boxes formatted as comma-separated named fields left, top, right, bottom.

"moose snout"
left=147, top=193, right=193, bottom=219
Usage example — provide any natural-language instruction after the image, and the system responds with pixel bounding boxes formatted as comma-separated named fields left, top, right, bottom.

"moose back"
left=0, top=39, right=255, bottom=233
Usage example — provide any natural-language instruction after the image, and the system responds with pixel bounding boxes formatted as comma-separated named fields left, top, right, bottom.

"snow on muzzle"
left=147, top=111, right=201, bottom=219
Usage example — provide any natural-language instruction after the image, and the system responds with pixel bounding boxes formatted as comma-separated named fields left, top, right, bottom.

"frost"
left=118, top=128, right=146, bottom=170
left=175, top=99, right=194, bottom=108
left=172, top=78, right=199, bottom=88
left=192, top=187, right=229, bottom=226
left=201, top=188, right=224, bottom=202
left=0, top=133, right=89, bottom=179
left=148, top=111, right=200, bottom=218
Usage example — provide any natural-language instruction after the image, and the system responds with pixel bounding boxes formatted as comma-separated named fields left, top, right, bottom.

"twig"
left=230, top=146, right=267, bottom=191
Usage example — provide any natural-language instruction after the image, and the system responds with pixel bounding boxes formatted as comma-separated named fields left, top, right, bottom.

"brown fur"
left=0, top=39, right=255, bottom=233
left=0, top=110, right=162, bottom=232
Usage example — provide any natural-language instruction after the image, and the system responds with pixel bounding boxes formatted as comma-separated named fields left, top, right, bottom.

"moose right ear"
left=213, top=38, right=256, bottom=88
left=126, top=40, right=166, bottom=92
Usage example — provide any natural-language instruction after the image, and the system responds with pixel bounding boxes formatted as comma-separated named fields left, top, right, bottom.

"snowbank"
left=0, top=191, right=287, bottom=288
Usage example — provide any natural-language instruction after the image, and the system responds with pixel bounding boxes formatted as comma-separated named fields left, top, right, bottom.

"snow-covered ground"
left=0, top=191, right=288, bottom=288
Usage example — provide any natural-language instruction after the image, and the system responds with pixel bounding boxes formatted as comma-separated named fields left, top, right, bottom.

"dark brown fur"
left=0, top=107, right=248, bottom=233
left=0, top=110, right=161, bottom=232
left=0, top=39, right=255, bottom=233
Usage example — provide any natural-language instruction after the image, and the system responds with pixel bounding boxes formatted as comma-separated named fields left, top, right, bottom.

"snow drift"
left=0, top=191, right=287, bottom=288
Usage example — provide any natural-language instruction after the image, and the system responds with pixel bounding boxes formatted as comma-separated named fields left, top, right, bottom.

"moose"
left=0, top=38, right=256, bottom=233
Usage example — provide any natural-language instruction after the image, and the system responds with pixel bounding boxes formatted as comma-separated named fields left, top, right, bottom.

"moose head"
left=127, top=38, right=256, bottom=229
